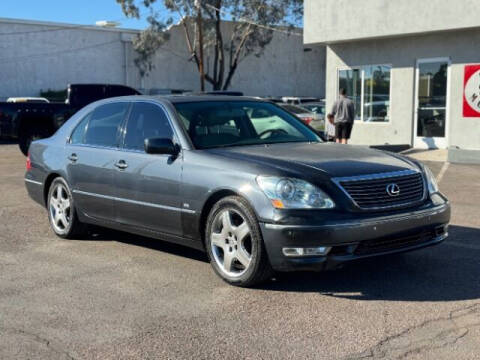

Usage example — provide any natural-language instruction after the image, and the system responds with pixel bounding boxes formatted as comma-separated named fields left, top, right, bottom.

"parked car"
left=261, top=96, right=284, bottom=103
left=0, top=83, right=140, bottom=155
left=185, top=91, right=244, bottom=96
left=281, top=96, right=320, bottom=104
left=301, top=100, right=326, bottom=119
left=140, top=88, right=190, bottom=95
left=25, top=96, right=450, bottom=287
left=6, top=97, right=50, bottom=103
left=279, top=103, right=324, bottom=131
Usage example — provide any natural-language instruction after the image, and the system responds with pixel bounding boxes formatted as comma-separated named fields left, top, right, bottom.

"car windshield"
left=174, top=101, right=321, bottom=149
left=303, top=103, right=325, bottom=115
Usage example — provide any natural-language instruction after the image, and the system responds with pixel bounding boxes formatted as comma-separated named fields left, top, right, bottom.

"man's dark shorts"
left=335, top=122, right=353, bottom=139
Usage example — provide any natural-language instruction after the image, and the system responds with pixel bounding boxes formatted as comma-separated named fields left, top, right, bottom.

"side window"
left=123, top=102, right=173, bottom=151
left=84, top=102, right=129, bottom=147
left=70, top=112, right=92, bottom=145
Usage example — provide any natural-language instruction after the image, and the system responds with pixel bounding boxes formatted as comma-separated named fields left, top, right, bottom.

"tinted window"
left=174, top=101, right=320, bottom=149
left=84, top=102, right=129, bottom=147
left=70, top=112, right=92, bottom=144
left=123, top=102, right=173, bottom=151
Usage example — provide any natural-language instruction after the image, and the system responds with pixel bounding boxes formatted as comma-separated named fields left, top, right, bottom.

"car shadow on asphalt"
left=79, top=224, right=480, bottom=302
left=261, top=225, right=480, bottom=302
left=82, top=226, right=209, bottom=263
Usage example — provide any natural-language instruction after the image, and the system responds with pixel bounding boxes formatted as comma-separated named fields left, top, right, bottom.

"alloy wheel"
left=210, top=209, right=253, bottom=277
left=49, top=182, right=71, bottom=233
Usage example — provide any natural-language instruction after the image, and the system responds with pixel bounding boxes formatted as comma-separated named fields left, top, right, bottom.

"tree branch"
left=223, top=24, right=253, bottom=90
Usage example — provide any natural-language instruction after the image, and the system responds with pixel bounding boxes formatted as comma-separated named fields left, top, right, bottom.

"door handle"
left=114, top=160, right=128, bottom=170
left=68, top=153, right=78, bottom=162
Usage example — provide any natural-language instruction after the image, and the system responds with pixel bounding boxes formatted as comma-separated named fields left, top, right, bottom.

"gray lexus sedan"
left=25, top=96, right=450, bottom=287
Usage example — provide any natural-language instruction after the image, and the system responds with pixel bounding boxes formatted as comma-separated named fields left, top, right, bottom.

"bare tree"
left=116, top=0, right=303, bottom=90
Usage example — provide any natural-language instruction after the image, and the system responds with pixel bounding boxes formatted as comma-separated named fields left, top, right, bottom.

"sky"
left=0, top=0, right=162, bottom=29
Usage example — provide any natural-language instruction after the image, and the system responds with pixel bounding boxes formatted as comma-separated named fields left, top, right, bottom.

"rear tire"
left=205, top=196, right=273, bottom=287
left=47, top=177, right=86, bottom=239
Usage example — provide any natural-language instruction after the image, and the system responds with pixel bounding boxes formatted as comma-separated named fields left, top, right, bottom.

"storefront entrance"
left=414, top=58, right=450, bottom=149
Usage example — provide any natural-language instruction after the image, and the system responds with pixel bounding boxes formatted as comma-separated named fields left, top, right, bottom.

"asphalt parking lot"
left=1, top=143, right=479, bottom=359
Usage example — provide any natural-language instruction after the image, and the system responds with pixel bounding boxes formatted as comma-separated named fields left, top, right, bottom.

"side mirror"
left=144, top=137, right=179, bottom=155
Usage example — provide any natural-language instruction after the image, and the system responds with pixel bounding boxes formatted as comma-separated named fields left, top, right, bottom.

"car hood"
left=207, top=142, right=418, bottom=178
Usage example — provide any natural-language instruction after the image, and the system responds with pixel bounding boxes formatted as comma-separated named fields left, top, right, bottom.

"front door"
left=113, top=101, right=183, bottom=236
left=414, top=58, right=450, bottom=149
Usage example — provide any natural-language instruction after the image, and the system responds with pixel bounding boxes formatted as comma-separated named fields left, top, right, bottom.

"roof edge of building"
left=0, top=17, right=139, bottom=33
left=304, top=25, right=480, bottom=46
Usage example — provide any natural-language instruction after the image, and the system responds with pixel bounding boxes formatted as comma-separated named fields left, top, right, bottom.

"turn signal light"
left=271, top=199, right=285, bottom=209
left=26, top=153, right=32, bottom=171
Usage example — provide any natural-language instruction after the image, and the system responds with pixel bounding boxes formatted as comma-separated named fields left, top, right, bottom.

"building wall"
left=305, top=0, right=480, bottom=44
left=0, top=18, right=325, bottom=100
left=0, top=18, right=133, bottom=99
left=147, top=23, right=325, bottom=97
left=325, top=29, right=480, bottom=150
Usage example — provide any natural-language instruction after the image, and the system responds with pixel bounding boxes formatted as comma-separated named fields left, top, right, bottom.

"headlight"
left=256, top=176, right=335, bottom=209
left=424, top=165, right=439, bottom=194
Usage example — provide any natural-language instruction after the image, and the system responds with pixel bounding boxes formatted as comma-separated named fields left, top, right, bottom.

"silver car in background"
left=279, top=103, right=325, bottom=132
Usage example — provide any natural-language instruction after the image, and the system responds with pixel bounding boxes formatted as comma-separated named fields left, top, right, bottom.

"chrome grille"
left=334, top=170, right=425, bottom=210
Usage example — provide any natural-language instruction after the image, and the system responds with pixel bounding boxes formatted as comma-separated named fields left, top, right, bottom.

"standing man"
left=329, top=88, right=355, bottom=144
left=326, top=113, right=336, bottom=141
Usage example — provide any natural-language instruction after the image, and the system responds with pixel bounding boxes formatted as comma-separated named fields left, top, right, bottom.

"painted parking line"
left=436, top=162, right=450, bottom=183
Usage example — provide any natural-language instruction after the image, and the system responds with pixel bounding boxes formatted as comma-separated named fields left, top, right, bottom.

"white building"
left=304, top=0, right=480, bottom=163
left=0, top=17, right=325, bottom=100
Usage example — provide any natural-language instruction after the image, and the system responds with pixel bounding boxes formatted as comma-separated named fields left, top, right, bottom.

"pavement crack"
left=1, top=326, right=77, bottom=360
left=343, top=303, right=480, bottom=359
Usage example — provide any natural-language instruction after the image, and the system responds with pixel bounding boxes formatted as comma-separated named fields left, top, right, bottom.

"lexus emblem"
left=386, top=183, right=400, bottom=197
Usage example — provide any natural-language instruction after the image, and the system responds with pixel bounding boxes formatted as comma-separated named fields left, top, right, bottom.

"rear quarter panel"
left=24, top=103, right=97, bottom=206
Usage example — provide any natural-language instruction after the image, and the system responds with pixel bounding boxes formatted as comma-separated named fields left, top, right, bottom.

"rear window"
left=70, top=112, right=92, bottom=145
left=84, top=102, right=129, bottom=147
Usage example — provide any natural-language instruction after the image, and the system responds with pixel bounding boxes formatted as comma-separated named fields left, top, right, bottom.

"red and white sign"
left=463, top=64, right=480, bottom=117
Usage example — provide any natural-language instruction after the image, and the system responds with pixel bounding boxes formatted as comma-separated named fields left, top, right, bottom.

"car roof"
left=158, top=95, right=267, bottom=103
left=100, top=94, right=270, bottom=104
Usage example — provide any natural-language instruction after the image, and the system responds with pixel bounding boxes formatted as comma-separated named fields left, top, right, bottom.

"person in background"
left=328, top=88, right=355, bottom=144
left=326, top=113, right=336, bottom=141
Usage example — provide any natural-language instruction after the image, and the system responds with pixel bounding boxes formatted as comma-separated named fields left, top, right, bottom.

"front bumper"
left=260, top=200, right=450, bottom=272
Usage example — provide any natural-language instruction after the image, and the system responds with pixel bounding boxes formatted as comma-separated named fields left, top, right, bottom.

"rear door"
left=113, top=101, right=183, bottom=236
left=66, top=102, right=130, bottom=221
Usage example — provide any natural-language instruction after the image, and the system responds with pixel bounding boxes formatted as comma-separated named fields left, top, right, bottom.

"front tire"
left=47, top=177, right=85, bottom=239
left=205, top=196, right=273, bottom=287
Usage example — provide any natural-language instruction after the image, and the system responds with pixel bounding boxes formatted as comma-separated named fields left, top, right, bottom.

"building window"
left=338, top=65, right=391, bottom=122
left=338, top=69, right=362, bottom=120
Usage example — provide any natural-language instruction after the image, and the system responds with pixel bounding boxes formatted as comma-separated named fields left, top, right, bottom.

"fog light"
left=282, top=247, right=304, bottom=256
left=304, top=247, right=331, bottom=256
left=282, top=247, right=331, bottom=257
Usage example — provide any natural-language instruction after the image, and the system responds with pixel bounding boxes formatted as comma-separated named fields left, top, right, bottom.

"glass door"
left=414, top=58, right=450, bottom=149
